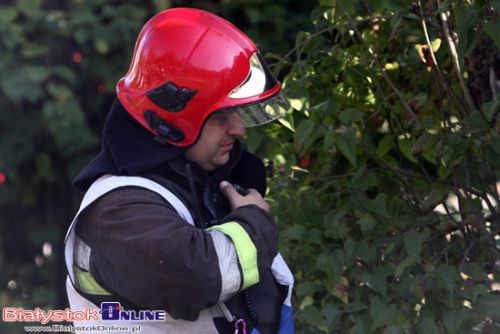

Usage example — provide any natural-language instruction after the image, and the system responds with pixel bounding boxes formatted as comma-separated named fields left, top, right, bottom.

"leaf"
left=321, top=303, right=342, bottom=332
left=333, top=129, right=357, bottom=167
left=491, top=134, right=500, bottom=155
left=287, top=88, right=309, bottom=111
left=410, top=92, right=428, bottom=111
left=461, top=263, right=487, bottom=281
left=421, top=187, right=448, bottom=213
left=475, top=294, right=500, bottom=317
left=484, top=20, right=500, bottom=50
left=376, top=135, right=394, bottom=158
left=21, top=42, right=50, bottom=58
left=394, top=255, right=419, bottom=278
left=282, top=225, right=306, bottom=241
left=316, top=253, right=334, bottom=279
left=294, top=119, right=315, bottom=150
left=0, top=6, right=17, bottom=23
left=371, top=303, right=399, bottom=330
left=398, top=137, right=417, bottom=163
left=356, top=212, right=376, bottom=232
left=431, top=265, right=458, bottom=296
left=463, top=111, right=490, bottom=134
left=52, top=66, right=76, bottom=83
left=312, top=99, right=336, bottom=116
left=278, top=116, right=295, bottom=132
left=324, top=131, right=335, bottom=150
left=455, top=4, right=481, bottom=58
left=482, top=96, right=499, bottom=122
left=0, top=67, right=43, bottom=103
left=339, top=108, right=363, bottom=124
left=365, top=267, right=388, bottom=296
left=299, top=295, right=314, bottom=311
left=441, top=134, right=468, bottom=167
left=361, top=193, right=389, bottom=217
left=412, top=131, right=437, bottom=157
left=296, top=282, right=324, bottom=298
left=18, top=0, right=41, bottom=17
left=329, top=276, right=349, bottom=304
left=348, top=167, right=378, bottom=189
left=93, top=36, right=110, bottom=54
left=245, top=131, right=264, bottom=154
left=431, top=38, right=442, bottom=52
left=443, top=308, right=469, bottom=333
left=300, top=305, right=328, bottom=332
left=25, top=65, right=51, bottom=83
left=42, top=98, right=98, bottom=156
left=152, top=0, right=172, bottom=12
left=417, top=313, right=439, bottom=334
left=344, top=237, right=356, bottom=266
left=384, top=62, right=399, bottom=71
left=34, top=152, right=55, bottom=183
left=404, top=229, right=426, bottom=256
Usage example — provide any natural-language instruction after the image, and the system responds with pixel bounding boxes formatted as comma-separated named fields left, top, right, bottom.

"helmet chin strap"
left=144, top=110, right=185, bottom=145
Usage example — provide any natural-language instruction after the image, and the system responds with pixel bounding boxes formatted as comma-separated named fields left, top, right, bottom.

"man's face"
left=185, top=112, right=246, bottom=171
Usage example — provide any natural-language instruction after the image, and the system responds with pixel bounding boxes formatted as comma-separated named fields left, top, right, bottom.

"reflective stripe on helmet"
left=229, top=52, right=277, bottom=99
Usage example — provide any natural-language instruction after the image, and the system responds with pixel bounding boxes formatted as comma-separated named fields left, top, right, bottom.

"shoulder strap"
left=77, top=174, right=194, bottom=226
left=65, top=174, right=194, bottom=282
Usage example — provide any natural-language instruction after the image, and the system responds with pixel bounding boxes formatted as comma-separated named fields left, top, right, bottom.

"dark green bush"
left=251, top=0, right=499, bottom=332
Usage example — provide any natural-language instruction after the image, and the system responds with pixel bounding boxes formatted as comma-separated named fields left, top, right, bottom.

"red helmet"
left=116, top=7, right=289, bottom=147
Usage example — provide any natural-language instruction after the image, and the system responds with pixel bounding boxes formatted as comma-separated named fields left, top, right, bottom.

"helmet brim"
left=218, top=90, right=290, bottom=127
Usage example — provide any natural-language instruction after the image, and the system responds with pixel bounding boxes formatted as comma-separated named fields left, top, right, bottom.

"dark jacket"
left=71, top=100, right=287, bottom=333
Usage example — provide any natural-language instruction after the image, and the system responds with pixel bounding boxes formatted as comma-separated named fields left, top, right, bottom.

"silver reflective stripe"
left=73, top=236, right=91, bottom=271
left=209, top=230, right=241, bottom=301
left=271, top=253, right=294, bottom=306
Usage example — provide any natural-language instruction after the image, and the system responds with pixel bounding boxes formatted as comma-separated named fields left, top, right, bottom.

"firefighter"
left=64, top=8, right=294, bottom=334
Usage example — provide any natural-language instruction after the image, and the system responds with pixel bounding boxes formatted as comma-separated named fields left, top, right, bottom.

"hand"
left=219, top=181, right=270, bottom=212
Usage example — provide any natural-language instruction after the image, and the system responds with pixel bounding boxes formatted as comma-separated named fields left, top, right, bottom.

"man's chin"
left=214, top=155, right=230, bottom=168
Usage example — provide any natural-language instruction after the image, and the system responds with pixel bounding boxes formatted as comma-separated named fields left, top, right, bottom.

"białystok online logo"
left=100, top=302, right=166, bottom=321
left=2, top=303, right=166, bottom=324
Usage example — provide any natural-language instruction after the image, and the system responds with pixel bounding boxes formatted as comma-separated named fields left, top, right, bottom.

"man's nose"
left=228, top=122, right=246, bottom=137
left=227, top=113, right=246, bottom=137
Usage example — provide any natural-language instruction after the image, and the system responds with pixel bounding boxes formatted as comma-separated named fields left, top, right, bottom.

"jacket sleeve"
left=75, top=186, right=278, bottom=320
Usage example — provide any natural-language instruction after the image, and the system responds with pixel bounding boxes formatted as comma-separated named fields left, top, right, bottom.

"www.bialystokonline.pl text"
left=24, top=324, right=142, bottom=333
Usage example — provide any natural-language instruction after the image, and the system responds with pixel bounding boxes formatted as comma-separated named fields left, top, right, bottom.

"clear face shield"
left=217, top=52, right=290, bottom=127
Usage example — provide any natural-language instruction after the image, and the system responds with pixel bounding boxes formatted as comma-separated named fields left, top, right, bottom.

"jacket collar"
left=168, top=140, right=243, bottom=185
left=74, top=98, right=186, bottom=191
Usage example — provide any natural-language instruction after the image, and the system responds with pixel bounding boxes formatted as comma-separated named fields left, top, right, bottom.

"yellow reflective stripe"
left=73, top=266, right=111, bottom=295
left=209, top=222, right=259, bottom=289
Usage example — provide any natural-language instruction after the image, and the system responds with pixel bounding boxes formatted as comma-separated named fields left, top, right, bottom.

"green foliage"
left=0, top=2, right=154, bottom=328
left=249, top=0, right=499, bottom=332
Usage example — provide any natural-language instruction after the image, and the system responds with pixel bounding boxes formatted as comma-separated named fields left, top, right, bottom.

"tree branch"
left=335, top=0, right=418, bottom=122
left=436, top=0, right=477, bottom=112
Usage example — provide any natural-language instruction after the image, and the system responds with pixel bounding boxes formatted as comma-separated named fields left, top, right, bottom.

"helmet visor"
left=220, top=91, right=290, bottom=127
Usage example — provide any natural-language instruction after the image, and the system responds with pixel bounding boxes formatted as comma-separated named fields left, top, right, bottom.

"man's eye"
left=211, top=114, right=229, bottom=123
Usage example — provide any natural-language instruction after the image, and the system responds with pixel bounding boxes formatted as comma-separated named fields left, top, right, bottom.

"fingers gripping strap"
left=209, top=222, right=259, bottom=290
